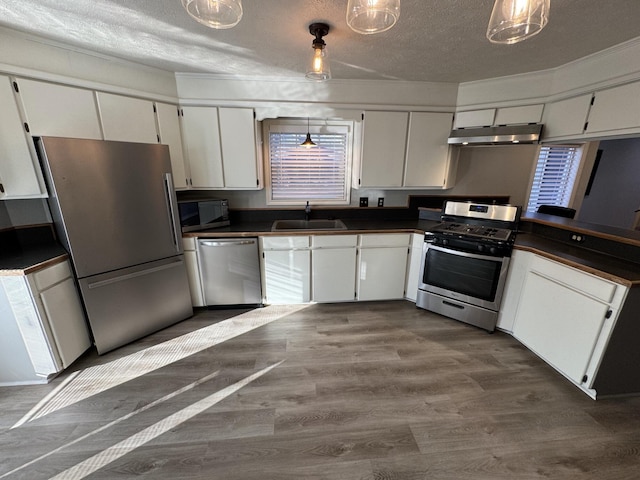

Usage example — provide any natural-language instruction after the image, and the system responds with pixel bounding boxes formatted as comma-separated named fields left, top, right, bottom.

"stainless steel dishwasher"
left=197, top=238, right=262, bottom=306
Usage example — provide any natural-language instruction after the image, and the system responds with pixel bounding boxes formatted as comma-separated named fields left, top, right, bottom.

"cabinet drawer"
left=312, top=235, right=358, bottom=248
left=358, top=233, right=410, bottom=248
left=528, top=255, right=617, bottom=304
left=33, top=260, right=72, bottom=292
left=261, top=236, right=310, bottom=249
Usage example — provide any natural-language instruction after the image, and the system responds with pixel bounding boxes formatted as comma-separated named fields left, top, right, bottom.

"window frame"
left=263, top=118, right=354, bottom=206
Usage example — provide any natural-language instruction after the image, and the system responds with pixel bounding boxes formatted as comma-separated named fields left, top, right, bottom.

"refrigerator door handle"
left=87, top=258, right=185, bottom=289
left=199, top=240, right=257, bottom=247
left=164, top=173, right=181, bottom=253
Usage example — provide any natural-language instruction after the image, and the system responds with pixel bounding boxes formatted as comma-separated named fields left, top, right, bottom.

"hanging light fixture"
left=301, top=118, right=317, bottom=147
left=181, top=0, right=243, bottom=29
left=306, top=23, right=331, bottom=81
left=346, top=0, right=400, bottom=35
left=487, top=0, right=550, bottom=44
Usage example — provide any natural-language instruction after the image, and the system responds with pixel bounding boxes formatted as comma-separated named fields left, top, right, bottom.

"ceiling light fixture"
left=305, top=23, right=331, bottom=81
left=301, top=118, right=317, bottom=147
left=346, top=0, right=400, bottom=35
left=181, top=0, right=243, bottom=30
left=487, top=0, right=550, bottom=44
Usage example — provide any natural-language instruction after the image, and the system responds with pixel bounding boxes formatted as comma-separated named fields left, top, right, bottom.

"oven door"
left=418, top=242, right=510, bottom=311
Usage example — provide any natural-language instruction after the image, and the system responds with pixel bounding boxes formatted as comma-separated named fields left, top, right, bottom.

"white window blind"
left=267, top=123, right=351, bottom=204
left=527, top=145, right=582, bottom=213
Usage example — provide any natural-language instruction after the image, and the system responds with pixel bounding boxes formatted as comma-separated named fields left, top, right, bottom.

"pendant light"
left=487, top=0, right=550, bottom=44
left=306, top=23, right=331, bottom=81
left=301, top=118, right=316, bottom=147
left=181, top=0, right=243, bottom=30
left=346, top=0, right=400, bottom=35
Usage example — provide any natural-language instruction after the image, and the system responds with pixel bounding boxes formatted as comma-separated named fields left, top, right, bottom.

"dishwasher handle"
left=199, top=239, right=257, bottom=247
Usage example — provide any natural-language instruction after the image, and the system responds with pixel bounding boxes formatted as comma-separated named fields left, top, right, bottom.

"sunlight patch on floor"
left=13, top=305, right=307, bottom=428
left=48, top=361, right=284, bottom=480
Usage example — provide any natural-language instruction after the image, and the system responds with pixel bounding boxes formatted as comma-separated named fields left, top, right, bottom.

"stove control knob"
left=442, top=238, right=449, bottom=246
left=477, top=244, right=485, bottom=252
left=489, top=247, right=498, bottom=255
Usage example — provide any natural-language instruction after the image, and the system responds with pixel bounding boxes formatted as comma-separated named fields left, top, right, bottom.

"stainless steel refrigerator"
left=36, top=136, right=193, bottom=354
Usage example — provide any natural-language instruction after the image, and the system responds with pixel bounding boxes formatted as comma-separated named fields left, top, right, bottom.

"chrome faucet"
left=304, top=201, right=311, bottom=221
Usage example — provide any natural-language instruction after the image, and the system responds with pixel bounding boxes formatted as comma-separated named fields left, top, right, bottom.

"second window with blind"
left=264, top=119, right=354, bottom=205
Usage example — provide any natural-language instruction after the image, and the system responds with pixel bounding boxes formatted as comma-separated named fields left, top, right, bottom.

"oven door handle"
left=423, top=243, right=507, bottom=262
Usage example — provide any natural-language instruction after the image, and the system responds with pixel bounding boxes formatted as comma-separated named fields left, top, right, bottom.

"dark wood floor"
left=2, top=301, right=640, bottom=479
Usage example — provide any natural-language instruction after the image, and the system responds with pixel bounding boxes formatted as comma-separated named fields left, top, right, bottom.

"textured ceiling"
left=0, top=0, right=639, bottom=83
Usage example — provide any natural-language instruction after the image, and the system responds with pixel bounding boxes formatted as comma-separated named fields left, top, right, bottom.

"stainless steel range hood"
left=448, top=124, right=543, bottom=145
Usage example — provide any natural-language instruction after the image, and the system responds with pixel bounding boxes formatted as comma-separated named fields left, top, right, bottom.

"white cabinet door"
left=180, top=106, right=224, bottom=188
left=496, top=249, right=532, bottom=333
left=586, top=82, right=640, bottom=134
left=39, top=277, right=91, bottom=368
left=218, top=107, right=259, bottom=189
left=96, top=92, right=158, bottom=143
left=541, top=94, right=592, bottom=140
left=0, top=75, right=45, bottom=199
left=404, top=112, right=453, bottom=188
left=453, top=109, right=495, bottom=129
left=16, top=78, right=102, bottom=139
left=513, top=270, right=610, bottom=384
left=359, top=111, right=408, bottom=187
left=404, top=233, right=423, bottom=302
left=156, top=103, right=189, bottom=190
left=357, top=234, right=409, bottom=301
left=312, top=235, right=358, bottom=303
left=263, top=249, right=311, bottom=304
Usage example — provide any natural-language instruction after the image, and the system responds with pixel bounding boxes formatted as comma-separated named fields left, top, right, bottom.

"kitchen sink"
left=271, top=219, right=348, bottom=231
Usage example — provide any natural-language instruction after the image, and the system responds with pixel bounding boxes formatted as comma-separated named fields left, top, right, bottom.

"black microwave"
left=178, top=199, right=230, bottom=232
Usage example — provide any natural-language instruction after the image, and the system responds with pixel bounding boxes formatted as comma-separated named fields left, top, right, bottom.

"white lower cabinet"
left=260, top=236, right=311, bottom=304
left=311, top=235, right=357, bottom=302
left=496, top=250, right=532, bottom=333
left=512, top=253, right=627, bottom=396
left=357, top=234, right=410, bottom=301
left=404, top=233, right=423, bottom=302
left=182, top=237, right=205, bottom=307
left=0, top=259, right=91, bottom=385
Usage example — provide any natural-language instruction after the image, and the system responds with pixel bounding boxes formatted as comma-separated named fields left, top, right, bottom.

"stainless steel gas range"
left=416, top=200, right=521, bottom=332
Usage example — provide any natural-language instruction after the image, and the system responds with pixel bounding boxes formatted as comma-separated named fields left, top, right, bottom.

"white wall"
left=578, top=138, right=640, bottom=229
left=448, top=145, right=538, bottom=208
left=0, top=27, right=178, bottom=101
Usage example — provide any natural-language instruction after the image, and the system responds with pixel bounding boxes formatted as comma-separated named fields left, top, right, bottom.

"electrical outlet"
left=377, top=197, right=384, bottom=207
left=359, top=197, right=368, bottom=207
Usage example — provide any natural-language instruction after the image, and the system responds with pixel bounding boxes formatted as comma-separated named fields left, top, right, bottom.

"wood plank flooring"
left=1, top=300, right=640, bottom=479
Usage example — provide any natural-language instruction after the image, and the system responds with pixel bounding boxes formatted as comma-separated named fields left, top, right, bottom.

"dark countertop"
left=0, top=225, right=69, bottom=275
left=514, top=232, right=640, bottom=287
left=183, top=218, right=437, bottom=237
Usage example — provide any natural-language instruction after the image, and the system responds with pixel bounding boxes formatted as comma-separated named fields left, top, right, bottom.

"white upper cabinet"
left=454, top=105, right=543, bottom=129
left=404, top=112, right=455, bottom=188
left=95, top=92, right=158, bottom=143
left=0, top=75, right=45, bottom=199
left=156, top=102, right=189, bottom=190
left=359, top=111, right=455, bottom=189
left=180, top=106, right=224, bottom=188
left=15, top=78, right=102, bottom=139
left=359, top=111, right=408, bottom=187
left=585, top=82, right=640, bottom=135
left=541, top=94, right=592, bottom=140
left=453, top=109, right=495, bottom=129
left=494, top=105, right=544, bottom=125
left=218, top=107, right=260, bottom=189
left=180, top=106, right=260, bottom=189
